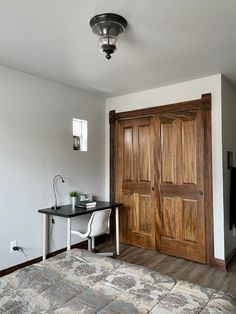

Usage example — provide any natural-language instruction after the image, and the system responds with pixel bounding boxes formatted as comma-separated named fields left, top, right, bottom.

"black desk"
left=38, top=201, right=122, bottom=260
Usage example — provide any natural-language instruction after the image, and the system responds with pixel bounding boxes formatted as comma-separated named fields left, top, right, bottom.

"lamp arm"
left=52, top=175, right=65, bottom=210
left=53, top=176, right=58, bottom=209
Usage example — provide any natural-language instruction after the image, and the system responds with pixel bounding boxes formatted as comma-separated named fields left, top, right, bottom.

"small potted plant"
left=69, top=191, right=78, bottom=207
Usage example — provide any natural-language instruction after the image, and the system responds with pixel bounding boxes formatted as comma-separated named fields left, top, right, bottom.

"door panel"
left=182, top=120, right=197, bottom=184
left=122, top=192, right=134, bottom=232
left=123, top=127, right=134, bottom=181
left=139, top=194, right=152, bottom=234
left=161, top=121, right=175, bottom=184
left=157, top=110, right=206, bottom=263
left=161, top=197, right=175, bottom=239
left=183, top=199, right=198, bottom=243
left=118, top=118, right=155, bottom=249
left=138, top=125, right=151, bottom=182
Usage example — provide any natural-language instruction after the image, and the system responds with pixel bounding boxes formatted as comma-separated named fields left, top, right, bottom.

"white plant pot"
left=70, top=196, right=77, bottom=207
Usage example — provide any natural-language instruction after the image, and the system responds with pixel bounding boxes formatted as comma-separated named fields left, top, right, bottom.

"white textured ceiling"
left=0, top=0, right=236, bottom=97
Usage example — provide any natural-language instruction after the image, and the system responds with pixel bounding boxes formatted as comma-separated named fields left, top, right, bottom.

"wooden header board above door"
left=109, top=94, right=214, bottom=266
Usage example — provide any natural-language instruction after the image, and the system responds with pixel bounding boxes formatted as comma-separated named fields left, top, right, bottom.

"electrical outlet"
left=10, top=240, right=17, bottom=252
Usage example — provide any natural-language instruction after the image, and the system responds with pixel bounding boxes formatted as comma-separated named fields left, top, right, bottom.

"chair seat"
left=71, top=229, right=87, bottom=238
left=71, top=213, right=92, bottom=238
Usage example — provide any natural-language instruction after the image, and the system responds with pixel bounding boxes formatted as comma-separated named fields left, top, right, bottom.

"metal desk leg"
left=115, top=207, right=120, bottom=255
left=67, top=218, right=71, bottom=251
left=43, top=214, right=48, bottom=261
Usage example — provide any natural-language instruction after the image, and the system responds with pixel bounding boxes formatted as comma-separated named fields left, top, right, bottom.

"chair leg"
left=92, top=237, right=95, bottom=250
left=97, top=252, right=114, bottom=257
left=88, top=237, right=92, bottom=252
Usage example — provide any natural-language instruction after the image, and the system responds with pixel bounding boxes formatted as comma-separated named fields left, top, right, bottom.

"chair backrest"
left=87, top=208, right=112, bottom=237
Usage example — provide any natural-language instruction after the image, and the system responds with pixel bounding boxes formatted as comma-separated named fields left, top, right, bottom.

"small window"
left=73, top=118, right=87, bottom=151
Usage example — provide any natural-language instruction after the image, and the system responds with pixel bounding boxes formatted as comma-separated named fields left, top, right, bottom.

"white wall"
left=0, top=66, right=106, bottom=270
left=105, top=74, right=225, bottom=260
left=221, top=76, right=236, bottom=258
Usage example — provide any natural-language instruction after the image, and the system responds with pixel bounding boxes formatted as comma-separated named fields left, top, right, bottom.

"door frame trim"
left=109, top=93, right=214, bottom=266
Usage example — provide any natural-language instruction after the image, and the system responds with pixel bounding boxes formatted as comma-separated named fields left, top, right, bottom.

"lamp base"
left=51, top=206, right=61, bottom=211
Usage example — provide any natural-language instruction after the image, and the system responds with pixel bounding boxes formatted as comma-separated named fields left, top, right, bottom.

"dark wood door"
left=117, top=117, right=156, bottom=249
left=117, top=110, right=207, bottom=262
left=112, top=95, right=212, bottom=264
left=155, top=110, right=206, bottom=263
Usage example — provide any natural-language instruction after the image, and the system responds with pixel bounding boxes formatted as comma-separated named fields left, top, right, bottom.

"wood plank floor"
left=98, top=242, right=236, bottom=296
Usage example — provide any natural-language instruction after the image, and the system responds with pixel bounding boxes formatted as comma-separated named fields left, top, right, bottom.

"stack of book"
left=77, top=201, right=97, bottom=208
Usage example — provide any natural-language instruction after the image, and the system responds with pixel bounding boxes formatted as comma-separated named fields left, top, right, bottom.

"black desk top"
left=38, top=201, right=122, bottom=218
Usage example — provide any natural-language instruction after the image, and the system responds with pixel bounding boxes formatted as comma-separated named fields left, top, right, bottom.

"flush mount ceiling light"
left=90, top=13, right=128, bottom=60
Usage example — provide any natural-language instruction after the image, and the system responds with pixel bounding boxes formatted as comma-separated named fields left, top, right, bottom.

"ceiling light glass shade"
left=90, top=13, right=128, bottom=60
left=98, top=36, right=118, bottom=57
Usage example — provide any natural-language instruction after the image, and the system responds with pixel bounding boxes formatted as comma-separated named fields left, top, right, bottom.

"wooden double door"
left=117, top=109, right=208, bottom=263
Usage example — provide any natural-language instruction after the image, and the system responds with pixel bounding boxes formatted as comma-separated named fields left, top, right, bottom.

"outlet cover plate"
left=10, top=240, right=17, bottom=252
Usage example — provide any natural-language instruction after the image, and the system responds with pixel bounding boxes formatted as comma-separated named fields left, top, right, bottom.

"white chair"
left=71, top=208, right=113, bottom=256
